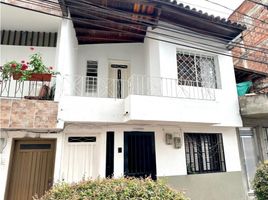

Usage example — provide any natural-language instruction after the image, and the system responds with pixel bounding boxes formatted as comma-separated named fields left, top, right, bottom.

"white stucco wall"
left=77, top=43, right=146, bottom=78
left=1, top=45, right=57, bottom=68
left=54, top=18, right=78, bottom=101
left=58, top=96, right=125, bottom=123
left=110, top=125, right=241, bottom=177
left=1, top=4, right=60, bottom=32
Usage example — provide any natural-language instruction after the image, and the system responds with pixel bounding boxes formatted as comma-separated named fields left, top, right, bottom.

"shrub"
left=253, top=162, right=268, bottom=200
left=35, top=177, right=189, bottom=200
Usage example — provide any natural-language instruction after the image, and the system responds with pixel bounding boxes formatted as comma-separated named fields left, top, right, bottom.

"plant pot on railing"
left=12, top=73, right=52, bottom=81
left=1, top=47, right=59, bottom=82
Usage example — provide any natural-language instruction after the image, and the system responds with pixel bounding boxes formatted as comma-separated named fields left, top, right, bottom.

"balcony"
left=0, top=77, right=59, bottom=129
left=58, top=75, right=226, bottom=124
left=239, top=94, right=268, bottom=118
left=61, top=74, right=216, bottom=101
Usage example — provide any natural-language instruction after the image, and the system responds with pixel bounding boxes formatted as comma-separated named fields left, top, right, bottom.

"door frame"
left=123, top=131, right=157, bottom=180
left=108, top=59, right=130, bottom=98
left=4, top=138, right=57, bottom=200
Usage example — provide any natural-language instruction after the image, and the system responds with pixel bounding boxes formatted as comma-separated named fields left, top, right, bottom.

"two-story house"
left=1, top=0, right=247, bottom=200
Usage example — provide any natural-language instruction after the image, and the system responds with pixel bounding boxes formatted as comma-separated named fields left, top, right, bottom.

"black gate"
left=106, top=132, right=114, bottom=178
left=124, top=132, right=157, bottom=180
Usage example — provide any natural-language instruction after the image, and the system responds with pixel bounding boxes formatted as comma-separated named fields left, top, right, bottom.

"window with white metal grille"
left=184, top=133, right=226, bottom=174
left=177, top=51, right=217, bottom=88
left=86, top=61, right=98, bottom=93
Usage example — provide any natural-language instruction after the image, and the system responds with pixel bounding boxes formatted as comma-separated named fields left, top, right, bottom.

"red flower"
left=49, top=66, right=53, bottom=70
left=21, top=64, right=28, bottom=70
left=21, top=60, right=25, bottom=63
left=11, top=63, right=17, bottom=68
left=30, top=47, right=34, bottom=51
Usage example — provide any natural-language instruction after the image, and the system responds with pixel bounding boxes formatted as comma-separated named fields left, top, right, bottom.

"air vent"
left=68, top=137, right=96, bottom=143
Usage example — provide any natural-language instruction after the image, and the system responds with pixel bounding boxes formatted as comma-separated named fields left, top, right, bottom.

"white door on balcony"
left=108, top=61, right=129, bottom=98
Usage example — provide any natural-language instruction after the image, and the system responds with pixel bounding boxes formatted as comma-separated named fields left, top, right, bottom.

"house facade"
left=229, top=0, right=268, bottom=199
left=1, top=1, right=247, bottom=200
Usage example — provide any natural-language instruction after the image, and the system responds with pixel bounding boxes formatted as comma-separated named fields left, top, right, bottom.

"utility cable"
left=67, top=0, right=268, bottom=55
left=2, top=1, right=268, bottom=65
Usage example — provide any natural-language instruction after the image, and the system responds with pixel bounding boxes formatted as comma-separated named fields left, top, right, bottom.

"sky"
left=177, top=0, right=244, bottom=18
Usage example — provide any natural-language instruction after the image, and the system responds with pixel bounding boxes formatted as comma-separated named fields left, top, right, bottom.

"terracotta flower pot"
left=13, top=73, right=52, bottom=81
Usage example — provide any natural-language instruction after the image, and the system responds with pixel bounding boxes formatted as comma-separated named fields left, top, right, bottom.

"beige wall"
left=161, top=171, right=245, bottom=200
left=0, top=99, right=58, bottom=129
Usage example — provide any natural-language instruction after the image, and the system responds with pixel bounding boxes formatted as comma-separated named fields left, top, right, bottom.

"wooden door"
left=124, top=132, right=157, bottom=180
left=6, top=139, right=56, bottom=200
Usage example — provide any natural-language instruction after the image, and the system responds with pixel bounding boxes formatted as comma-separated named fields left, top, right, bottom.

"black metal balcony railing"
left=0, top=77, right=56, bottom=100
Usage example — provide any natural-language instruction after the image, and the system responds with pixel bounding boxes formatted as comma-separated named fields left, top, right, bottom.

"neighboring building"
left=1, top=1, right=247, bottom=200
left=229, top=0, right=268, bottom=198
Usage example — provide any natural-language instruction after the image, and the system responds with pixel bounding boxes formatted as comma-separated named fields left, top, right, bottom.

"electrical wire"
left=67, top=0, right=268, bottom=53
left=13, top=0, right=268, bottom=61
left=235, top=6, right=267, bottom=38
left=73, top=13, right=267, bottom=57
left=2, top=1, right=268, bottom=65
left=73, top=0, right=268, bottom=50
left=202, top=0, right=268, bottom=25
left=7, top=0, right=268, bottom=49
left=15, top=0, right=62, bottom=11
left=1, top=1, right=65, bottom=19
left=66, top=0, right=268, bottom=56
left=152, top=0, right=268, bottom=37
left=66, top=8, right=268, bottom=65
left=247, top=0, right=268, bottom=8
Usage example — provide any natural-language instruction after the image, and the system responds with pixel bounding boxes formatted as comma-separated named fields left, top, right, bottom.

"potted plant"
left=1, top=47, right=59, bottom=81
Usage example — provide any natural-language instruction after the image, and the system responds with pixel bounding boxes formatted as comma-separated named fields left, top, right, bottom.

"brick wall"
left=229, top=0, right=268, bottom=74
left=6, top=0, right=62, bottom=16
left=0, top=99, right=58, bottom=129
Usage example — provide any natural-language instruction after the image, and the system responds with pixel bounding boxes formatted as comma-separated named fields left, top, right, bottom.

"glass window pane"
left=240, top=129, right=258, bottom=191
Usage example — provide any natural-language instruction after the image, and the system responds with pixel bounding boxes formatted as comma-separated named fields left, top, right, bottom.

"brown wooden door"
left=6, top=139, right=56, bottom=200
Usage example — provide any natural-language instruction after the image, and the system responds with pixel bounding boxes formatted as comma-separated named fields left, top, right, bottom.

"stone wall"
left=0, top=99, right=58, bottom=129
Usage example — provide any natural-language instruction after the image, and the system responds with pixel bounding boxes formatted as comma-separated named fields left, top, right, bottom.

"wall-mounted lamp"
left=174, top=137, right=182, bottom=149
left=165, top=133, right=173, bottom=145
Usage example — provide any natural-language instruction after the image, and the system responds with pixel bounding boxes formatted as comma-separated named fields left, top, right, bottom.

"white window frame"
left=85, top=60, right=98, bottom=93
left=176, top=50, right=220, bottom=89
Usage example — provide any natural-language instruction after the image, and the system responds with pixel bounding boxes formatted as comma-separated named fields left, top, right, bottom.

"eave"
left=63, top=0, right=246, bottom=44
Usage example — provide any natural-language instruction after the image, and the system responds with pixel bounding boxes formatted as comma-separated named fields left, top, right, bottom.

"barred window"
left=177, top=51, right=217, bottom=88
left=184, top=133, right=226, bottom=174
left=86, top=61, right=98, bottom=93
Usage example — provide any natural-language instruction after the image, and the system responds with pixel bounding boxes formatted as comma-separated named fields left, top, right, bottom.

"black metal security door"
left=124, top=132, right=157, bottom=180
left=106, top=132, right=114, bottom=178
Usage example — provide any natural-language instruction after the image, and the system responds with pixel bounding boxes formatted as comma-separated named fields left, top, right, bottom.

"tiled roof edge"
left=158, top=0, right=247, bottom=30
